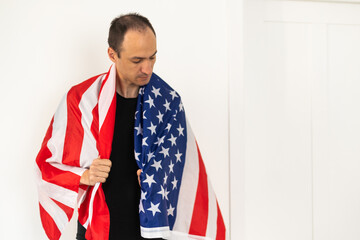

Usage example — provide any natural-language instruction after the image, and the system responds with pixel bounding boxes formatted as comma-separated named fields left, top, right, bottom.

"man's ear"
left=107, top=47, right=117, bottom=63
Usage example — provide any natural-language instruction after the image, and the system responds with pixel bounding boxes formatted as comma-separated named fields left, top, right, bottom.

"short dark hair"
left=108, top=13, right=156, bottom=57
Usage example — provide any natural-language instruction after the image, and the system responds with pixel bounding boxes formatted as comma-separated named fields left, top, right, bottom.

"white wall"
left=230, top=0, right=360, bottom=239
left=0, top=0, right=229, bottom=239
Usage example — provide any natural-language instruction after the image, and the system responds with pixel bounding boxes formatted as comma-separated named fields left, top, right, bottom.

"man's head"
left=108, top=13, right=157, bottom=91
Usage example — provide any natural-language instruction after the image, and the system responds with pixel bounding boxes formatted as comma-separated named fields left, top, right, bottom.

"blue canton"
left=134, top=73, right=187, bottom=230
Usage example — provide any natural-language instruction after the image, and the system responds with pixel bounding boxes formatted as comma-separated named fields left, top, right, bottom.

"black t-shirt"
left=77, top=93, right=163, bottom=240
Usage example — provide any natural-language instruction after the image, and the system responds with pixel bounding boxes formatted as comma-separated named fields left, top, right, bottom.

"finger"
left=93, top=158, right=112, bottom=167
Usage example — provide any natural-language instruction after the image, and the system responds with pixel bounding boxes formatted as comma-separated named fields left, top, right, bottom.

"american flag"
left=35, top=64, right=226, bottom=240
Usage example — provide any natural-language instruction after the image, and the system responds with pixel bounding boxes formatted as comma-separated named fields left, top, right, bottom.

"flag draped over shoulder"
left=35, top=64, right=226, bottom=240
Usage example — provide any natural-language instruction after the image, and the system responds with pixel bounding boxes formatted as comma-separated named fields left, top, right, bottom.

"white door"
left=229, top=1, right=360, bottom=239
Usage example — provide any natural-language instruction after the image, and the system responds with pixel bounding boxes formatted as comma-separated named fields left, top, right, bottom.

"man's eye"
left=133, top=60, right=141, bottom=64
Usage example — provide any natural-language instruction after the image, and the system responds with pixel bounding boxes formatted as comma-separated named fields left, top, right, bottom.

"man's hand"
left=80, top=157, right=112, bottom=186
left=137, top=169, right=142, bottom=187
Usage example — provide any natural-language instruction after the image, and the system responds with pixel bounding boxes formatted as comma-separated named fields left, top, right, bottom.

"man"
left=35, top=13, right=226, bottom=240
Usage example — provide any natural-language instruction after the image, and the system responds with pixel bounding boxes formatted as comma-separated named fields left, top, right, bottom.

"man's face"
left=109, top=27, right=157, bottom=88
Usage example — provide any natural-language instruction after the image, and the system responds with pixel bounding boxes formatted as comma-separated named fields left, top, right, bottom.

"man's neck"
left=116, top=76, right=139, bottom=98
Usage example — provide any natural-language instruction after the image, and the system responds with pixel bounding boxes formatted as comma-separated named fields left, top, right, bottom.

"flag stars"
left=151, top=86, right=162, bottom=98
left=167, top=204, right=175, bottom=216
left=143, top=174, right=156, bottom=188
left=163, top=172, right=168, bottom=185
left=179, top=102, right=184, bottom=112
left=147, top=122, right=157, bottom=135
left=134, top=151, right=141, bottom=161
left=169, top=161, right=174, bottom=174
left=154, top=135, right=165, bottom=146
left=163, top=99, right=171, bottom=112
left=156, top=110, right=164, bottom=124
left=147, top=151, right=155, bottom=162
left=157, top=185, right=169, bottom=200
left=159, top=146, right=170, bottom=158
left=167, top=134, right=177, bottom=146
left=135, top=124, right=143, bottom=135
left=151, top=159, right=162, bottom=172
left=143, top=110, right=147, bottom=120
left=165, top=123, right=172, bottom=132
left=145, top=96, right=155, bottom=108
left=139, top=190, right=147, bottom=213
left=171, top=176, right=178, bottom=190
left=177, top=124, right=184, bottom=136
left=175, top=149, right=182, bottom=163
left=142, top=137, right=148, bottom=146
left=147, top=202, right=161, bottom=216
left=170, top=90, right=178, bottom=100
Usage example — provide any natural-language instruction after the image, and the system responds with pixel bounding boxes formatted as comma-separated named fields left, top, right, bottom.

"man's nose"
left=141, top=61, right=153, bottom=75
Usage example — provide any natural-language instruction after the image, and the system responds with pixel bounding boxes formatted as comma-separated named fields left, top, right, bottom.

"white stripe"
left=172, top=119, right=199, bottom=233
left=205, top=178, right=217, bottom=238
left=169, top=231, right=214, bottom=240
left=79, top=75, right=102, bottom=168
left=98, top=64, right=115, bottom=129
left=83, top=182, right=100, bottom=228
left=35, top=164, right=78, bottom=210
left=140, top=226, right=170, bottom=239
left=49, top=162, right=85, bottom=176
left=46, top=93, right=67, bottom=165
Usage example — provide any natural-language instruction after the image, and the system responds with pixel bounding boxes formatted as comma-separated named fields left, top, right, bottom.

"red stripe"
left=91, top=104, right=99, bottom=144
left=85, top=184, right=110, bottom=240
left=78, top=187, right=92, bottom=226
left=189, top=142, right=209, bottom=236
left=39, top=203, right=61, bottom=240
left=216, top=200, right=226, bottom=240
left=98, top=95, right=116, bottom=158
left=36, top=118, right=81, bottom=192
left=63, top=76, right=99, bottom=167
left=51, top=198, right=74, bottom=221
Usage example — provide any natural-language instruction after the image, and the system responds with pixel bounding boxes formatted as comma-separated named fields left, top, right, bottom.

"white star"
left=142, top=137, right=148, bottom=146
left=151, top=159, right=162, bottom=172
left=156, top=110, right=164, bottom=124
left=171, top=176, right=178, bottom=190
left=179, top=102, right=184, bottom=112
left=134, top=151, right=141, bottom=161
left=143, top=110, right=147, bottom=119
left=170, top=90, right=178, bottom=100
left=139, top=201, right=145, bottom=213
left=157, top=185, right=170, bottom=200
left=167, top=134, right=177, bottom=146
left=147, top=121, right=157, bottom=135
left=163, top=172, right=168, bottom=185
left=143, top=174, right=156, bottom=188
left=147, top=202, right=161, bottom=216
left=163, top=99, right=171, bottom=112
left=154, top=135, right=165, bottom=146
left=145, top=96, right=155, bottom=108
left=151, top=86, right=162, bottom=98
left=169, top=161, right=174, bottom=173
left=175, top=149, right=182, bottom=163
left=139, top=87, right=145, bottom=95
left=167, top=203, right=175, bottom=216
left=147, top=151, right=155, bottom=162
left=177, top=124, right=184, bottom=136
left=135, top=124, right=143, bottom=135
left=159, top=146, right=170, bottom=158
left=135, top=111, right=138, bottom=120
left=140, top=190, right=147, bottom=201
left=165, top=123, right=172, bottom=132
left=139, top=190, right=147, bottom=213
